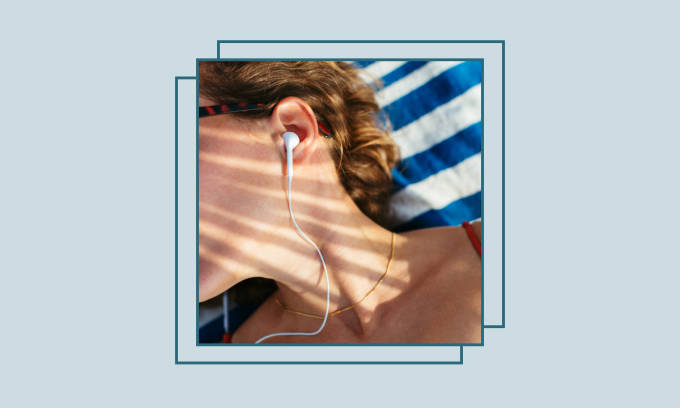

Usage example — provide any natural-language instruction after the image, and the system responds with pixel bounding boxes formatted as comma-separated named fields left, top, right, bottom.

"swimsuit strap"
left=461, top=221, right=481, bottom=257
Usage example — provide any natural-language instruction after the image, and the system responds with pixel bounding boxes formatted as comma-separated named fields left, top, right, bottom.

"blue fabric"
left=198, top=315, right=225, bottom=343
left=394, top=191, right=482, bottom=232
left=383, top=61, right=482, bottom=131
left=199, top=303, right=261, bottom=343
left=363, top=60, right=482, bottom=229
left=392, top=122, right=482, bottom=191
left=380, top=61, right=429, bottom=87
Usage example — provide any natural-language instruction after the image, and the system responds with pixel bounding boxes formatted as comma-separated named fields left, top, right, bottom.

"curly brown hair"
left=199, top=61, right=400, bottom=222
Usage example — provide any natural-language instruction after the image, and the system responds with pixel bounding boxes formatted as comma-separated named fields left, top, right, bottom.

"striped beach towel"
left=357, top=60, right=482, bottom=230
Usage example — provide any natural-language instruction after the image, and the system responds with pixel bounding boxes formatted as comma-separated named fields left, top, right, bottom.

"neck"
left=263, top=195, right=405, bottom=335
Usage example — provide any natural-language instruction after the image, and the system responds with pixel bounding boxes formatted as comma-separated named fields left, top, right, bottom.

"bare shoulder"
left=401, top=224, right=481, bottom=292
left=399, top=223, right=481, bottom=275
left=395, top=224, right=482, bottom=342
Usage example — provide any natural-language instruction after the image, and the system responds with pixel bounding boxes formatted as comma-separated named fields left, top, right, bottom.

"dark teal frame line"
left=174, top=40, right=505, bottom=364
left=483, top=40, right=506, bottom=329
left=175, top=75, right=195, bottom=365
left=174, top=347, right=463, bottom=365
left=216, top=40, right=506, bottom=59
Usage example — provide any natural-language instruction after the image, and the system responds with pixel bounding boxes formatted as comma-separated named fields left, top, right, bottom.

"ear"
left=269, top=97, right=320, bottom=163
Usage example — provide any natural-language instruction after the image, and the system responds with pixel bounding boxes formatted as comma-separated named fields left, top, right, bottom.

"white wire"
left=254, top=172, right=330, bottom=344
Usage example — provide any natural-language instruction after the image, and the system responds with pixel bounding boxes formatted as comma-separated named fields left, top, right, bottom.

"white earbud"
left=254, top=131, right=331, bottom=344
left=282, top=131, right=300, bottom=150
left=282, top=131, right=299, bottom=181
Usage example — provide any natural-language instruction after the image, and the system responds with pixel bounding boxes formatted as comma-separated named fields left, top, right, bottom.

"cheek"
left=197, top=128, right=285, bottom=299
left=198, top=128, right=253, bottom=209
left=198, top=148, right=279, bottom=218
left=198, top=125, right=284, bottom=219
left=198, top=155, right=254, bottom=301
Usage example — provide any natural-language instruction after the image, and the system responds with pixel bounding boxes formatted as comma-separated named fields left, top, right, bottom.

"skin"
left=198, top=95, right=481, bottom=343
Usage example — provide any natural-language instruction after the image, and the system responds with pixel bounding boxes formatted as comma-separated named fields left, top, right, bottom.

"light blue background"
left=1, top=1, right=678, bottom=406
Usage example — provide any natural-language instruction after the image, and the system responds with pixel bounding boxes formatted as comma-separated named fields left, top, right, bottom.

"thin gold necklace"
left=275, top=232, right=396, bottom=319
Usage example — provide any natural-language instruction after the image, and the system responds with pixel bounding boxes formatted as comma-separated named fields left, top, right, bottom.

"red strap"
left=221, top=333, right=232, bottom=343
left=461, top=221, right=481, bottom=256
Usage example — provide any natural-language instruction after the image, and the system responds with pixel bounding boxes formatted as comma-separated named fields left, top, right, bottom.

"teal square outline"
left=175, top=40, right=505, bottom=365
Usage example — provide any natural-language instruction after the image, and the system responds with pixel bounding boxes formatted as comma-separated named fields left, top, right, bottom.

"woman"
left=198, top=61, right=481, bottom=343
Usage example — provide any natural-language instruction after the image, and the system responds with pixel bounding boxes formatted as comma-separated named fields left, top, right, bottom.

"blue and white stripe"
left=357, top=60, right=482, bottom=231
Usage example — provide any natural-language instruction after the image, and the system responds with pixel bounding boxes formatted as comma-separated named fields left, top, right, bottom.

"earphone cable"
left=254, top=171, right=330, bottom=344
